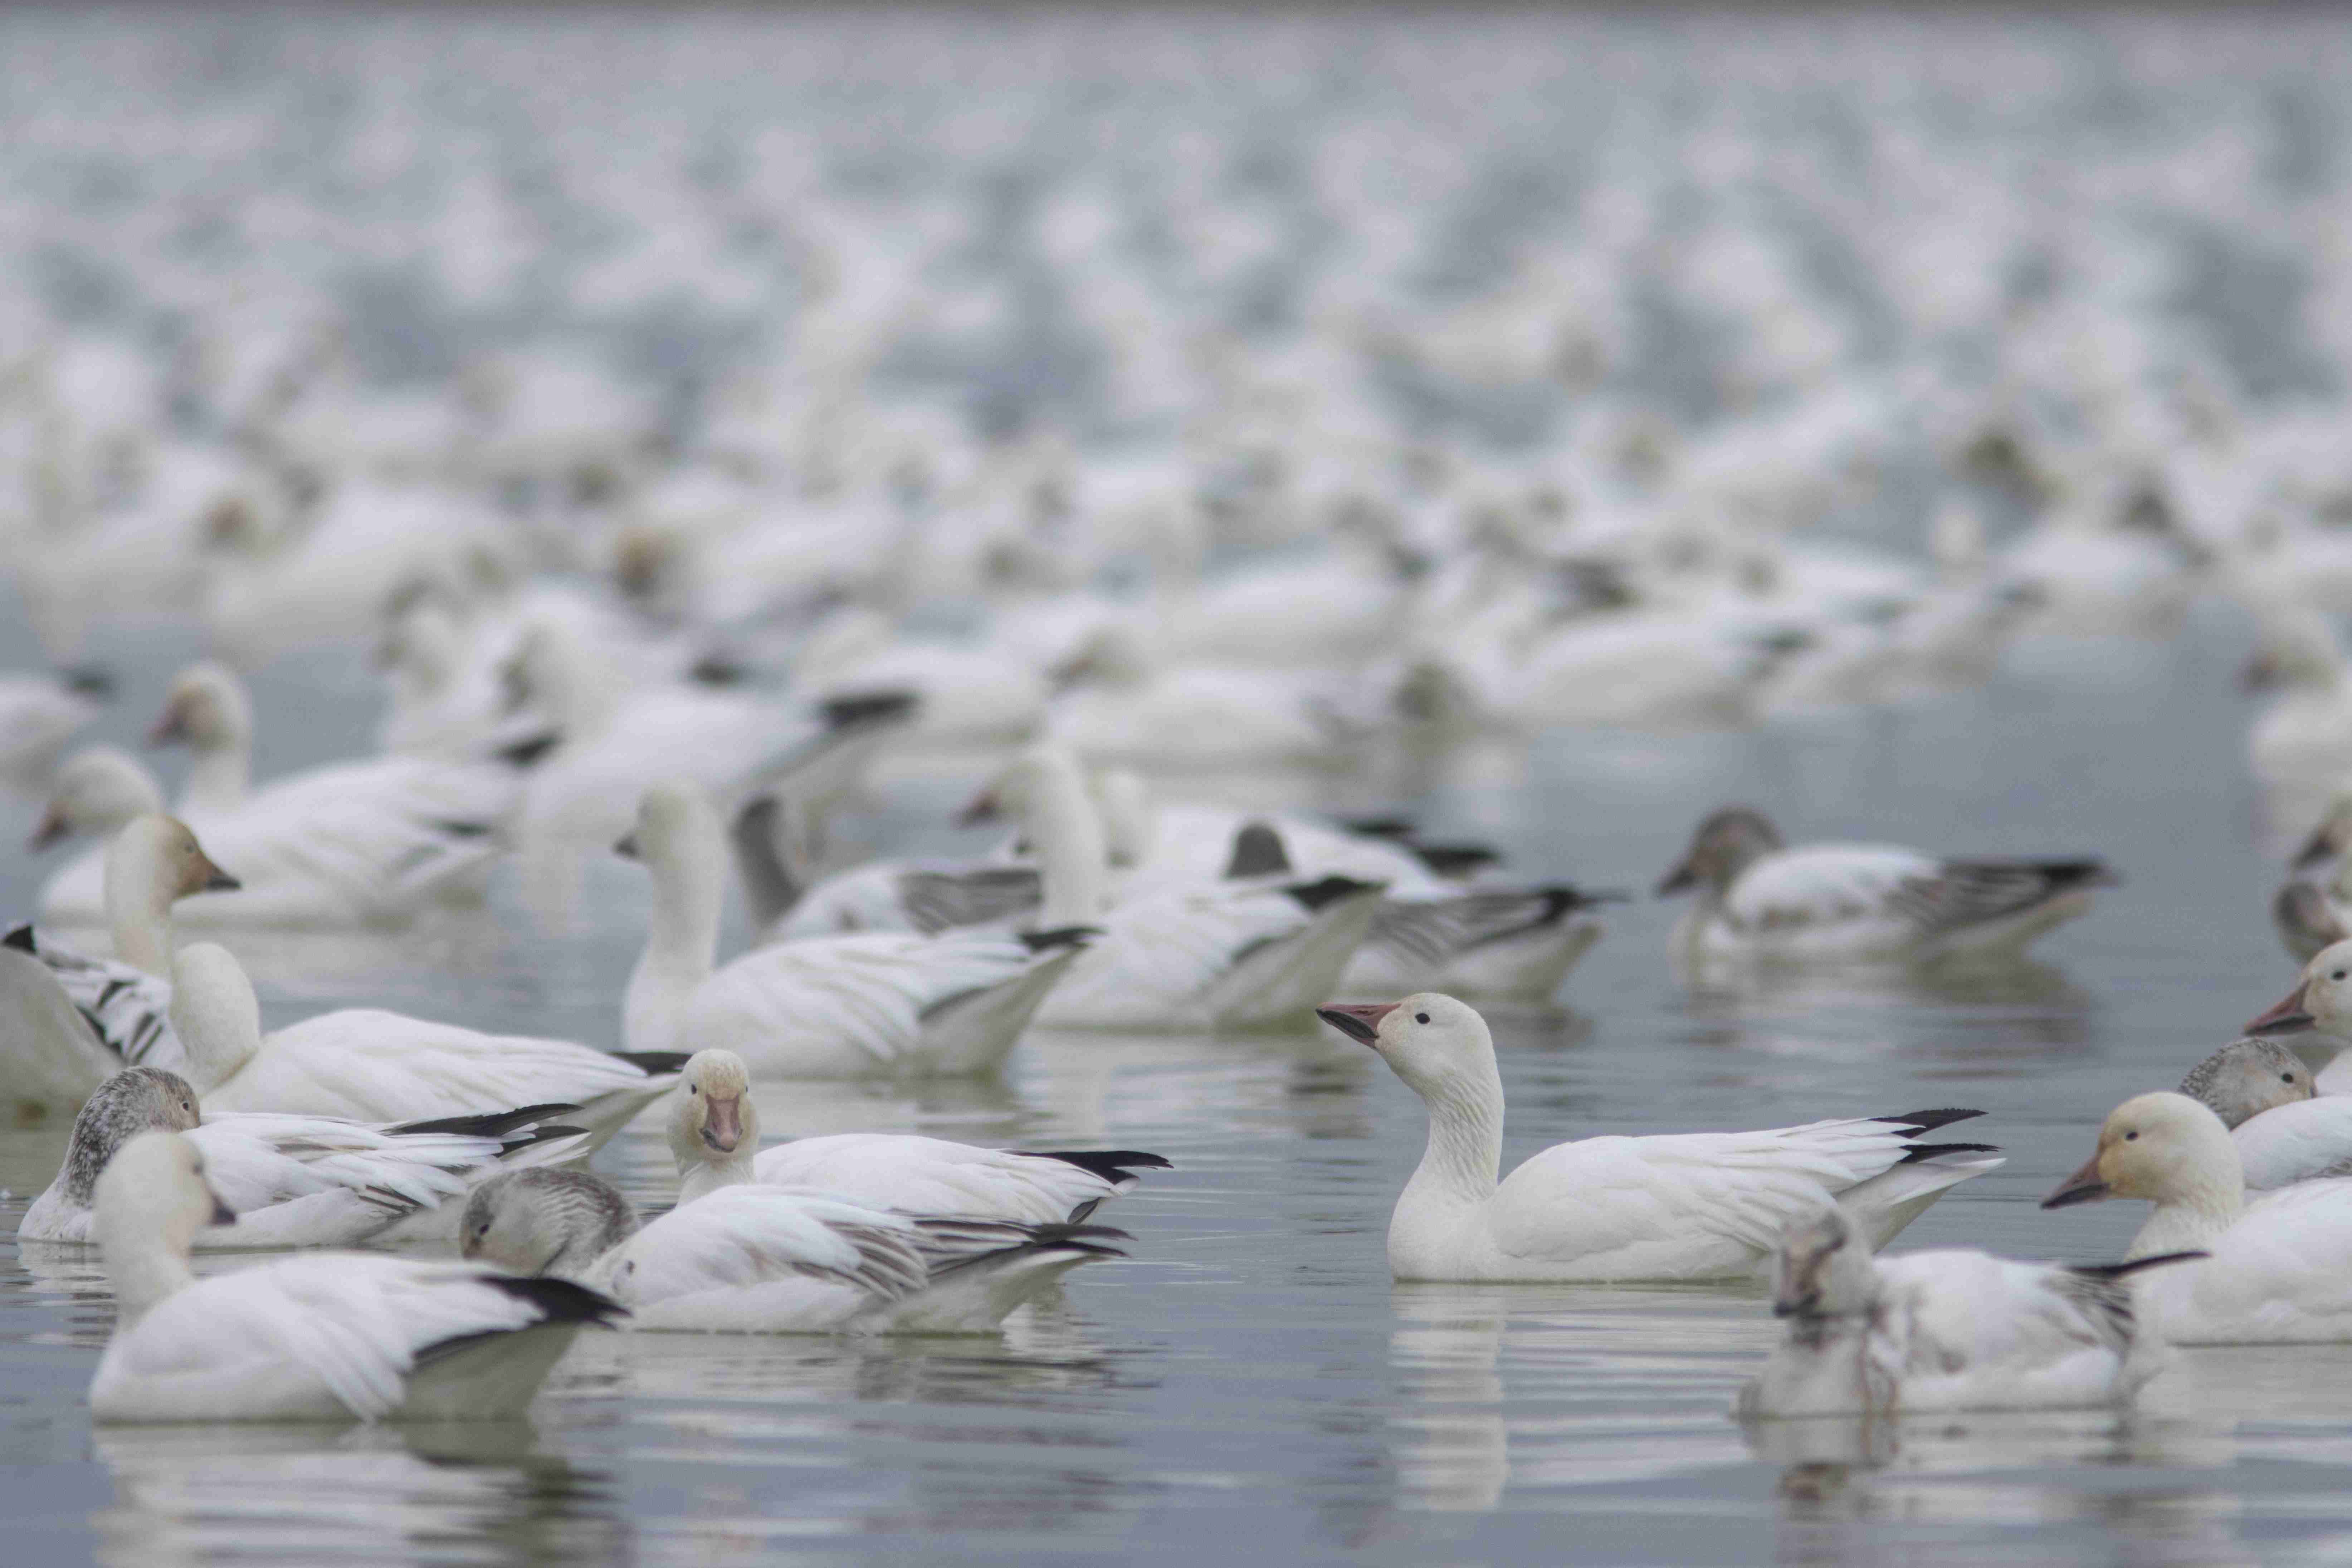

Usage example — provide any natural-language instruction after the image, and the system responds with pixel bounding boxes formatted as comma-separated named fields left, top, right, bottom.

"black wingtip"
left=1224, top=822, right=1293, bottom=880
left=613, top=1051, right=693, bottom=1076
left=2066, top=1251, right=2209, bottom=1281
left=1339, top=815, right=1417, bottom=841
left=387, top=1103, right=584, bottom=1139
left=1019, top=925, right=1101, bottom=954
left=475, top=1273, right=629, bottom=1328
left=1014, top=1149, right=1175, bottom=1182
left=1896, top=1140, right=2002, bottom=1164
left=820, top=691, right=919, bottom=730
left=61, top=666, right=114, bottom=700
left=1406, top=842, right=1504, bottom=879
left=496, top=731, right=563, bottom=768
left=1284, top=875, right=1385, bottom=913
left=3, top=923, right=37, bottom=954
left=1874, top=1108, right=1987, bottom=1134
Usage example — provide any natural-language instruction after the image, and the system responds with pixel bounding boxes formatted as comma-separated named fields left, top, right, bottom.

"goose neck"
left=2126, top=1173, right=2244, bottom=1260
left=1402, top=1064, right=1507, bottom=1212
left=180, top=738, right=249, bottom=816
left=105, top=1231, right=195, bottom=1329
left=105, top=857, right=175, bottom=978
left=675, top=1151, right=755, bottom=1205
left=1025, top=760, right=1108, bottom=925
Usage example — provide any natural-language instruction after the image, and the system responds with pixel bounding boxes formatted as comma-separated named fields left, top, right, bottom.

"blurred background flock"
left=12, top=6, right=2352, bottom=1565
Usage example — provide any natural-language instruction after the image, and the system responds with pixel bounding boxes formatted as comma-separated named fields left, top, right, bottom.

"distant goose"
left=169, top=942, right=682, bottom=1148
left=665, top=1048, right=1168, bottom=1221
left=1321, top=994, right=2000, bottom=1281
left=19, top=1066, right=584, bottom=1248
left=2044, top=1093, right=2352, bottom=1343
left=620, top=782, right=1088, bottom=1075
left=0, top=668, right=104, bottom=789
left=88, top=1131, right=623, bottom=1422
left=1737, top=1207, right=2197, bottom=1417
left=461, top=1166, right=1127, bottom=1334
left=1656, top=806, right=2112, bottom=963
left=2181, top=1037, right=2352, bottom=1191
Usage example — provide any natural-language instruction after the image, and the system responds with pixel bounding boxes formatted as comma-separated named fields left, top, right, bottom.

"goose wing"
left=612, top=1187, right=932, bottom=1301
left=693, top=932, right=1051, bottom=1070
left=751, top=1135, right=1152, bottom=1225
left=213, top=1012, right=661, bottom=1122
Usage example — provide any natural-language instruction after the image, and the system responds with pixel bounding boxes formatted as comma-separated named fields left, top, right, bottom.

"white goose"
left=89, top=1131, right=623, bottom=1423
left=619, top=782, right=1089, bottom=1077
left=2180, top=1038, right=2352, bottom=1191
left=169, top=942, right=682, bottom=1147
left=2043, top=1093, right=2352, bottom=1344
left=0, top=668, right=104, bottom=790
left=966, top=747, right=1388, bottom=1031
left=666, top=1049, right=1168, bottom=1221
left=1656, top=806, right=2113, bottom=964
left=19, top=1066, right=585, bottom=1248
left=137, top=663, right=520, bottom=922
left=1320, top=995, right=2001, bottom=1282
left=460, top=1166, right=1127, bottom=1334
left=1736, top=1207, right=2196, bottom=1418
left=2243, top=938, right=2352, bottom=1094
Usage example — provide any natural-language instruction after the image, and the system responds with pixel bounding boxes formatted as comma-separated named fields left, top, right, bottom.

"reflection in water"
left=92, top=1421, right=632, bottom=1568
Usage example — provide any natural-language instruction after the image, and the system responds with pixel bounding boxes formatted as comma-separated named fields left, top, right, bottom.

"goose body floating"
left=88, top=1132, right=623, bottom=1423
left=2044, top=1093, right=2352, bottom=1344
left=1321, top=995, right=2000, bottom=1282
left=1656, top=806, right=2112, bottom=964
left=20, top=1066, right=585, bottom=1248
left=1738, top=1208, right=2197, bottom=1418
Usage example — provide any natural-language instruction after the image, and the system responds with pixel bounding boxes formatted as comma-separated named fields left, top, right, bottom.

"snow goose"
left=1042, top=622, right=1359, bottom=768
left=619, top=782, right=1088, bottom=1075
left=2042, top=1093, right=2352, bottom=1343
left=1319, top=994, right=2001, bottom=1282
left=1736, top=1207, right=2198, bottom=1418
left=2274, top=881, right=2351, bottom=964
left=460, top=1166, right=1127, bottom=1334
left=2179, top=1038, right=2352, bottom=1191
left=20, top=1066, right=585, bottom=1247
left=665, top=1048, right=1168, bottom=1220
left=140, top=664, right=520, bottom=921
left=955, top=748, right=1390, bottom=1031
left=1656, top=806, right=2113, bottom=964
left=2244, top=938, right=2352, bottom=1094
left=0, top=668, right=104, bottom=790
left=168, top=942, right=682, bottom=1147
left=89, top=1132, right=622, bottom=1422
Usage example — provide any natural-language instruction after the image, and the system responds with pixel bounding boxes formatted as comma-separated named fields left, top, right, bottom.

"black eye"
left=2124, top=1130, right=2138, bottom=1141
left=2336, top=972, right=2347, bottom=982
left=2286, top=1073, right=2299, bottom=1084
left=1415, top=1012, right=1430, bottom=1024
left=689, top=1085, right=698, bottom=1095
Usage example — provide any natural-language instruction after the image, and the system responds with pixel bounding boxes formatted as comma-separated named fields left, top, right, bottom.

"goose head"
left=2042, top=1092, right=2241, bottom=1211
left=2246, top=939, right=2352, bottom=1040
left=461, top=1168, right=638, bottom=1278
left=1769, top=1207, right=1877, bottom=1320
left=667, top=1048, right=757, bottom=1171
left=959, top=744, right=1090, bottom=829
left=30, top=745, right=164, bottom=850
left=63, top=1067, right=202, bottom=1206
left=94, top=1130, right=237, bottom=1267
left=147, top=661, right=252, bottom=754
left=2180, top=1038, right=2314, bottom=1129
left=1317, top=993, right=1494, bottom=1099
left=2240, top=610, right=2347, bottom=694
left=616, top=780, right=728, bottom=893
left=107, top=815, right=241, bottom=910
left=1656, top=806, right=1784, bottom=898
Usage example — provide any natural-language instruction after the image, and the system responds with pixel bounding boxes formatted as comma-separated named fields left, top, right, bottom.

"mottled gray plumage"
left=462, top=1168, right=639, bottom=1277
left=59, top=1067, right=200, bottom=1206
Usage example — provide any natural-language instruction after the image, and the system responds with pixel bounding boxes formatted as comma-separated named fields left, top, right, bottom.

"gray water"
left=5, top=6, right=2352, bottom=1565
left=2, top=602, right=2333, bottom=1567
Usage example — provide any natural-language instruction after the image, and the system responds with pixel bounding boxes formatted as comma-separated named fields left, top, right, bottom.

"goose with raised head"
left=2043, top=1093, right=2352, bottom=1343
left=88, top=1131, right=623, bottom=1422
left=2180, top=1038, right=2352, bottom=1191
left=137, top=663, right=523, bottom=922
left=461, top=1166, right=1128, bottom=1334
left=1320, top=994, right=2001, bottom=1282
left=620, top=782, right=1088, bottom=1076
left=665, top=1049, right=1168, bottom=1221
left=168, top=942, right=681, bottom=1147
left=1737, top=1207, right=2198, bottom=1417
left=2244, top=938, right=2352, bottom=1094
left=1656, top=806, right=2112, bottom=964
left=957, top=747, right=1388, bottom=1031
left=19, top=1066, right=586, bottom=1247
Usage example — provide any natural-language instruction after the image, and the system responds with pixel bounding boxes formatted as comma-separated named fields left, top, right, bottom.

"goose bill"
left=2041, top=1153, right=2110, bottom=1209
left=702, top=1095, right=744, bottom=1153
left=26, top=805, right=67, bottom=852
left=1315, top=1002, right=1397, bottom=1045
left=2246, top=982, right=2316, bottom=1037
